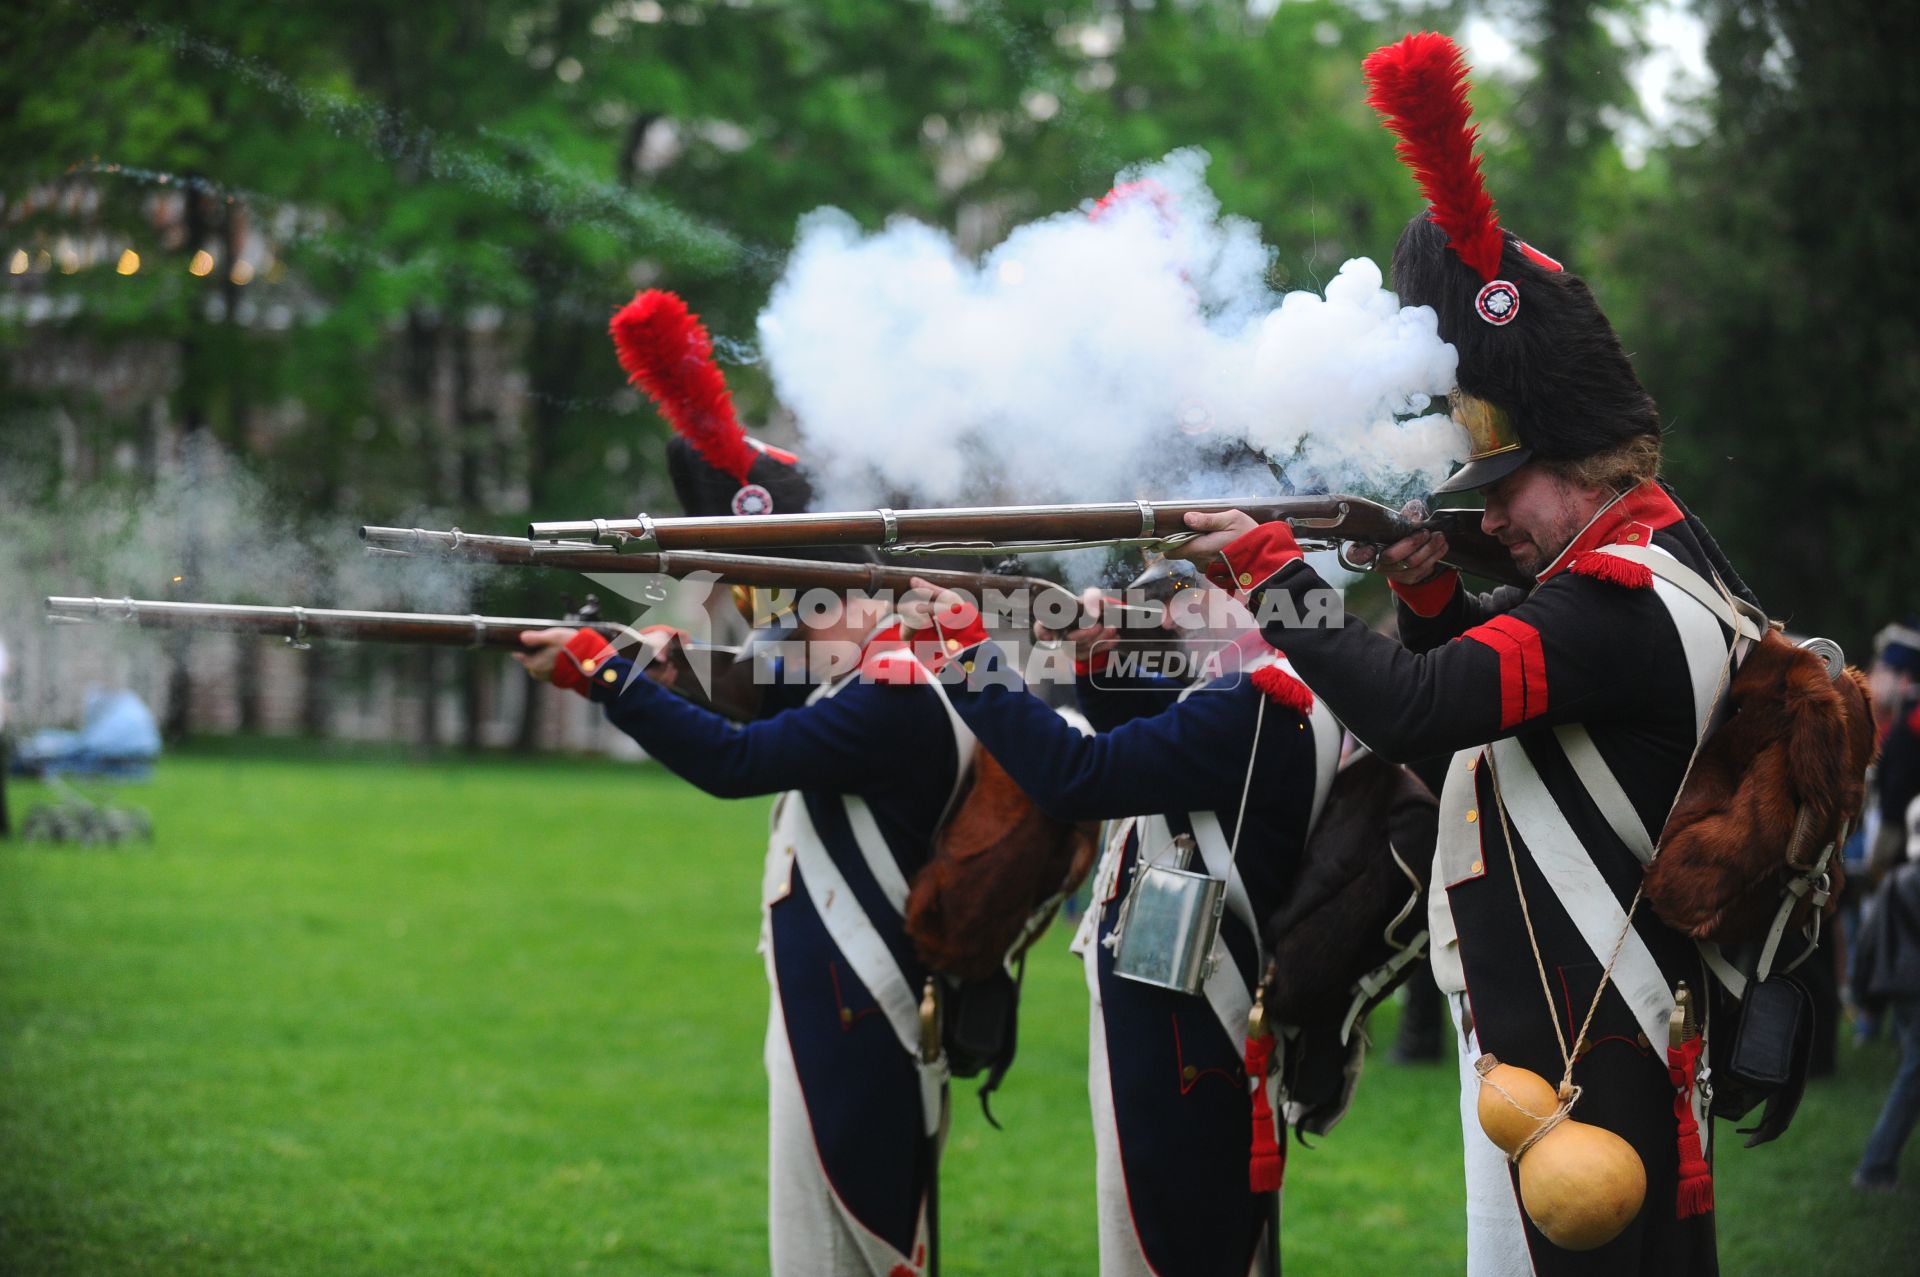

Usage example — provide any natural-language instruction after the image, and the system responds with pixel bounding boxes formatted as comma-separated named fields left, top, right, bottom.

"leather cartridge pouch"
left=1716, top=975, right=1813, bottom=1147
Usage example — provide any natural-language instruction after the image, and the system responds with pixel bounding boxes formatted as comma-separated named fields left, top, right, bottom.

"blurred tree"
left=1471, top=0, right=1646, bottom=258
left=12, top=0, right=1894, bottom=739
left=1610, top=0, right=1919, bottom=657
left=1098, top=0, right=1430, bottom=282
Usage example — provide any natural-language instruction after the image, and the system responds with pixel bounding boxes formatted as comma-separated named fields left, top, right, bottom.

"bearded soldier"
left=1175, top=34, right=1767, bottom=1277
left=519, top=290, right=964, bottom=1277
left=899, top=565, right=1347, bottom=1277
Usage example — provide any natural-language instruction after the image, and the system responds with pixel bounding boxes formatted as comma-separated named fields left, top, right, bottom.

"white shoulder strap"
left=1590, top=544, right=1766, bottom=642
left=1555, top=548, right=1767, bottom=998
left=1489, top=736, right=1677, bottom=1052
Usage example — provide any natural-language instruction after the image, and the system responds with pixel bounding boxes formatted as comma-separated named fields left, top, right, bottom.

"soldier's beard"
left=1506, top=502, right=1599, bottom=577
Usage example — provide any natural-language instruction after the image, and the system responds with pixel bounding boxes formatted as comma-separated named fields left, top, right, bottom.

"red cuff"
left=551, top=627, right=619, bottom=696
left=1203, top=523, right=1304, bottom=599
left=1390, top=570, right=1461, bottom=618
left=1073, top=649, right=1119, bottom=678
left=909, top=598, right=991, bottom=674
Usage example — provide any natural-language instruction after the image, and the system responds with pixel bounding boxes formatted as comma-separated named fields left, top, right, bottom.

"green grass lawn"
left=2, top=742, right=1915, bottom=1274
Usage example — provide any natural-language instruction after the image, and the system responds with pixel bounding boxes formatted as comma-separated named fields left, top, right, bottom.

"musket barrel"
left=520, top=494, right=1523, bottom=584
left=363, top=527, right=1087, bottom=612
left=43, top=596, right=628, bottom=652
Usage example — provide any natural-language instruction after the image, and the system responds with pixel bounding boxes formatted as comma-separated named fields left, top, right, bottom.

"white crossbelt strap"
left=1489, top=737, right=1676, bottom=1053
left=1595, top=544, right=1765, bottom=643
left=1185, top=652, right=1345, bottom=1049
left=1259, top=652, right=1351, bottom=833
left=1554, top=551, right=1755, bottom=999
left=1188, top=810, right=1257, bottom=935
left=782, top=803, right=920, bottom=1061
left=1554, top=722, right=1749, bottom=998
left=1554, top=724, right=1653, bottom=864
left=776, top=633, right=974, bottom=1134
left=785, top=807, right=945, bottom=1135
left=843, top=798, right=912, bottom=913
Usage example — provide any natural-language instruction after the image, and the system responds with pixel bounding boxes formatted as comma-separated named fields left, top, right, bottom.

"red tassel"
left=1568, top=551, right=1654, bottom=589
left=1245, top=1033, right=1285, bottom=1193
left=1667, top=1036, right=1715, bottom=1218
left=1250, top=664, right=1314, bottom=716
left=1363, top=33, right=1505, bottom=284
left=609, top=290, right=758, bottom=482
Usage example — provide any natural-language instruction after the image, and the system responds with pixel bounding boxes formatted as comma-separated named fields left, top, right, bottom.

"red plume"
left=609, top=290, right=756, bottom=482
left=1363, top=32, right=1505, bottom=284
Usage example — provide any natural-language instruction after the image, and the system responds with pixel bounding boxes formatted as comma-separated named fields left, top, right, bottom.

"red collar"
left=1535, top=481, right=1683, bottom=585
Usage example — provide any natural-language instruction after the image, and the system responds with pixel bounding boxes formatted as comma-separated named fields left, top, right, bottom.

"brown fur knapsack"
left=1645, top=629, right=1878, bottom=942
left=905, top=749, right=1099, bottom=981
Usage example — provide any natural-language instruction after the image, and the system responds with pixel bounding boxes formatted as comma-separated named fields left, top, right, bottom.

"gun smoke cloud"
left=757, top=149, right=1467, bottom=510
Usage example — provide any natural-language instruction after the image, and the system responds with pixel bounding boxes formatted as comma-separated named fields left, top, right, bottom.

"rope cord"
left=1483, top=752, right=1642, bottom=1160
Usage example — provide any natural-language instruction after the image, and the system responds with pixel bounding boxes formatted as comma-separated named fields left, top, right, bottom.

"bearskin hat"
left=1364, top=32, right=1660, bottom=493
left=610, top=289, right=872, bottom=564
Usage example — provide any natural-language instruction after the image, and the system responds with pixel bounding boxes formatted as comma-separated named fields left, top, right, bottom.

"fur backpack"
left=1644, top=629, right=1877, bottom=946
left=906, top=748, right=1099, bottom=981
left=904, top=747, right=1099, bottom=1104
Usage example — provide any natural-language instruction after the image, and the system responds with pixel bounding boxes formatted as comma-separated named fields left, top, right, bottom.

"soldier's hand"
left=1344, top=499, right=1450, bottom=585
left=1036, top=587, right=1119, bottom=662
left=898, top=577, right=972, bottom=633
left=633, top=625, right=682, bottom=688
left=1167, top=509, right=1259, bottom=563
left=514, top=627, right=576, bottom=682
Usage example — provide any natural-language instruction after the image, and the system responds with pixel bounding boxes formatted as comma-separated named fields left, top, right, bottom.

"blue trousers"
left=1858, top=998, right=1920, bottom=1185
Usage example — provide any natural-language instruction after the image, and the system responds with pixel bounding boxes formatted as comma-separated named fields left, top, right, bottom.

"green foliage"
left=2, top=0, right=1911, bottom=651
left=1604, top=0, right=1920, bottom=655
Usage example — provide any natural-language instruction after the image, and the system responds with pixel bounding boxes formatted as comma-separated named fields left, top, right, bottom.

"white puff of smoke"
left=758, top=149, right=1469, bottom=508
left=1215, top=257, right=1466, bottom=495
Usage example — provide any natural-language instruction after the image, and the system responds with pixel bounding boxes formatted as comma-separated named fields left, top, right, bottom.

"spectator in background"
left=0, top=636, right=10, bottom=838
left=1868, top=622, right=1920, bottom=884
left=1851, top=795, right=1920, bottom=1191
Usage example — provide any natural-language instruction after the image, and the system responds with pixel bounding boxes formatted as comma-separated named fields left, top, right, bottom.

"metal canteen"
left=1111, top=833, right=1226, bottom=996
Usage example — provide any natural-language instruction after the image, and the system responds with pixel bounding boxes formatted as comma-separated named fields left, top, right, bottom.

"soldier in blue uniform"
left=1171, top=33, right=1766, bottom=1277
left=900, top=568, right=1342, bottom=1277
left=517, top=290, right=964, bottom=1276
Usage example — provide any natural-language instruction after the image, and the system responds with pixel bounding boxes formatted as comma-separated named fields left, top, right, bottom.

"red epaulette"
left=1250, top=663, right=1314, bottom=715
left=1905, top=699, right=1920, bottom=735
left=1567, top=550, right=1654, bottom=589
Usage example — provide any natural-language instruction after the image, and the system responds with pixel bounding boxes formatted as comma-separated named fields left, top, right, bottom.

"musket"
left=356, top=526, right=1146, bottom=624
left=44, top=596, right=763, bottom=720
left=525, top=493, right=1526, bottom=586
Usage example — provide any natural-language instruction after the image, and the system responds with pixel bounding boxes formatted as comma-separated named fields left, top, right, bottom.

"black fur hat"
left=1391, top=214, right=1660, bottom=492
left=1366, top=33, right=1660, bottom=493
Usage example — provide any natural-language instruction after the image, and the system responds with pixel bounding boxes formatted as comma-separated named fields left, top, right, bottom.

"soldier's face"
left=1479, top=465, right=1610, bottom=576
